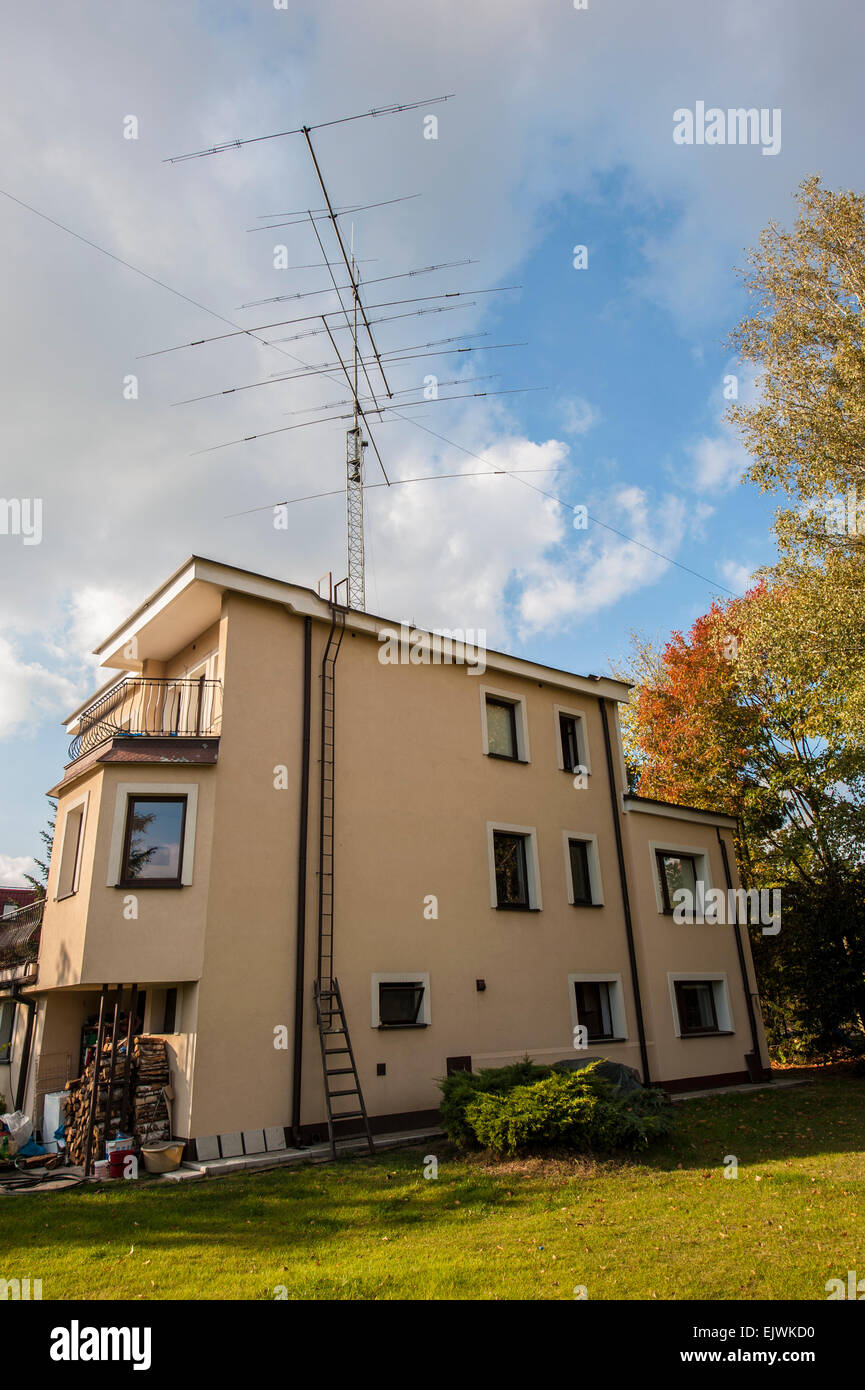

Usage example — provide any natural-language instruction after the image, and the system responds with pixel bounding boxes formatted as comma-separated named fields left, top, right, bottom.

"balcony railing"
left=0, top=896, right=44, bottom=970
left=68, top=677, right=223, bottom=761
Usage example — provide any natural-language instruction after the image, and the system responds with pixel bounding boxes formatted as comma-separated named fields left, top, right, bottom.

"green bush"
left=440, top=1061, right=673, bottom=1157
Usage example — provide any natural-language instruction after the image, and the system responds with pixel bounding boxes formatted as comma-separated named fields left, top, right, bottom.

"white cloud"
left=719, top=559, right=754, bottom=592
left=0, top=854, right=37, bottom=887
left=0, top=634, right=79, bottom=737
left=559, top=397, right=601, bottom=437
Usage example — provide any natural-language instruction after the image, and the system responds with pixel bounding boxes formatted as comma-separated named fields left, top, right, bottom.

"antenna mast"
left=346, top=224, right=366, bottom=609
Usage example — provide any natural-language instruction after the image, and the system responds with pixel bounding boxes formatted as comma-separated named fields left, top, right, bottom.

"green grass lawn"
left=2, top=1075, right=863, bottom=1300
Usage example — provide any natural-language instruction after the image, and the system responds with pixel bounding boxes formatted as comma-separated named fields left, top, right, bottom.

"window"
left=574, top=981, right=614, bottom=1041
left=0, top=1000, right=14, bottom=1064
left=656, top=850, right=698, bottom=913
left=553, top=705, right=591, bottom=775
left=56, top=794, right=88, bottom=900
left=163, top=988, right=178, bottom=1034
left=674, top=980, right=719, bottom=1035
left=485, top=698, right=518, bottom=760
left=378, top=981, right=425, bottom=1028
left=371, top=973, right=431, bottom=1028
left=1, top=902, right=16, bottom=919
left=493, top=830, right=529, bottom=908
left=119, top=795, right=187, bottom=887
left=568, top=839, right=593, bottom=905
left=559, top=714, right=581, bottom=772
left=480, top=686, right=529, bottom=762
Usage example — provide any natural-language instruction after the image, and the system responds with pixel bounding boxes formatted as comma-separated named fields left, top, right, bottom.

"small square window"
left=559, top=714, right=582, bottom=772
left=568, top=839, right=593, bottom=906
left=378, top=981, right=425, bottom=1027
left=493, top=830, right=530, bottom=907
left=657, top=851, right=698, bottom=913
left=119, top=795, right=187, bottom=887
left=675, top=980, right=719, bottom=1035
left=486, top=698, right=518, bottom=759
left=575, top=981, right=614, bottom=1041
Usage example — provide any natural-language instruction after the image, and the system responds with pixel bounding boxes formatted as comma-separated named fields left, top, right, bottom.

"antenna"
left=167, top=96, right=530, bottom=611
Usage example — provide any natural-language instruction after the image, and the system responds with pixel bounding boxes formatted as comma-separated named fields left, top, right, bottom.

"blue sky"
left=0, top=0, right=862, bottom=878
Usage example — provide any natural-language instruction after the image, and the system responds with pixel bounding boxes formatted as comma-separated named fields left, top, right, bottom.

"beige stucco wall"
left=31, top=582, right=770, bottom=1142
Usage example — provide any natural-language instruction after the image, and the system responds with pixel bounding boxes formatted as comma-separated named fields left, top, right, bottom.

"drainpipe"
left=716, top=827, right=764, bottom=1077
left=598, top=698, right=651, bottom=1085
left=291, top=617, right=313, bottom=1144
left=13, top=986, right=36, bottom=1114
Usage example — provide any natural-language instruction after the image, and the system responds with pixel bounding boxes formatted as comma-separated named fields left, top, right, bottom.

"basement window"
left=674, top=980, right=720, bottom=1036
left=119, top=795, right=187, bottom=888
left=574, top=981, right=614, bottom=1042
left=379, top=982, right=425, bottom=1028
left=371, top=973, right=431, bottom=1029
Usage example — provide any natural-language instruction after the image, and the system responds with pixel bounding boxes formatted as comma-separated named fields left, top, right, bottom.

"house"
left=9, top=556, right=770, bottom=1160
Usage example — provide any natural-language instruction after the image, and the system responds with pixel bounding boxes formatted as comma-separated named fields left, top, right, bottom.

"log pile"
left=63, top=1035, right=171, bottom=1166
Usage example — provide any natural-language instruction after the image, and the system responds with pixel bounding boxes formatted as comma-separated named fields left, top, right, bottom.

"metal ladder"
left=313, top=604, right=374, bottom=1158
left=314, top=978, right=374, bottom=1158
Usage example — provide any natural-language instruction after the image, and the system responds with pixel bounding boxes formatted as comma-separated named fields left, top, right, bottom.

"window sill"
left=114, top=882, right=185, bottom=891
left=571, top=901, right=604, bottom=909
left=54, top=891, right=77, bottom=903
left=376, top=1022, right=429, bottom=1030
left=495, top=904, right=541, bottom=912
left=677, top=1030, right=734, bottom=1039
left=485, top=753, right=530, bottom=764
left=580, top=1036, right=627, bottom=1046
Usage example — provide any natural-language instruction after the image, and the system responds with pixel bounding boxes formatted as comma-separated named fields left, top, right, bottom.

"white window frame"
left=668, top=972, right=734, bottom=1037
left=568, top=972, right=627, bottom=1041
left=562, top=830, right=604, bottom=906
left=370, top=972, right=431, bottom=1028
left=487, top=821, right=543, bottom=910
left=106, top=782, right=199, bottom=888
left=55, top=790, right=89, bottom=900
left=650, top=840, right=713, bottom=917
left=479, top=684, right=530, bottom=762
left=553, top=703, right=591, bottom=775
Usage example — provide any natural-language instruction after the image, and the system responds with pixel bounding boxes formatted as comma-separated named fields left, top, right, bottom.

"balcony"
left=0, top=897, right=44, bottom=970
left=68, top=677, right=223, bottom=762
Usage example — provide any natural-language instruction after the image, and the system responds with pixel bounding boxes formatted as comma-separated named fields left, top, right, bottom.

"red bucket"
left=107, top=1147, right=136, bottom=1179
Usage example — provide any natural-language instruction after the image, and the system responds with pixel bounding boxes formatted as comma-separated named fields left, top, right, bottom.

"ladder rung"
left=328, top=1088, right=359, bottom=1097
left=331, top=1110, right=364, bottom=1119
left=324, top=1047, right=350, bottom=1055
left=325, top=1067, right=354, bottom=1075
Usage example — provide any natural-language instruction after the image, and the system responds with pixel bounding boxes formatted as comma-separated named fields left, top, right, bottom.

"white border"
left=370, top=972, right=431, bottom=1028
left=567, top=972, right=627, bottom=1040
left=562, top=830, right=604, bottom=906
left=486, top=821, right=542, bottom=909
left=479, top=684, right=530, bottom=762
left=667, top=972, right=733, bottom=1036
left=106, top=782, right=199, bottom=887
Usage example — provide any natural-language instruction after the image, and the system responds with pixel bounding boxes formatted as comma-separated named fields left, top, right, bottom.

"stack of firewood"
left=63, top=1035, right=171, bottom=1166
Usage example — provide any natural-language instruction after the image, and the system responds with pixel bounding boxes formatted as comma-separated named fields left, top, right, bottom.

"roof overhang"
left=67, top=554, right=631, bottom=714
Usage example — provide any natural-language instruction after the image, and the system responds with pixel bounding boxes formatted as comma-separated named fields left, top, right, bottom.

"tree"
left=23, top=799, right=56, bottom=899
left=622, top=583, right=865, bottom=1056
